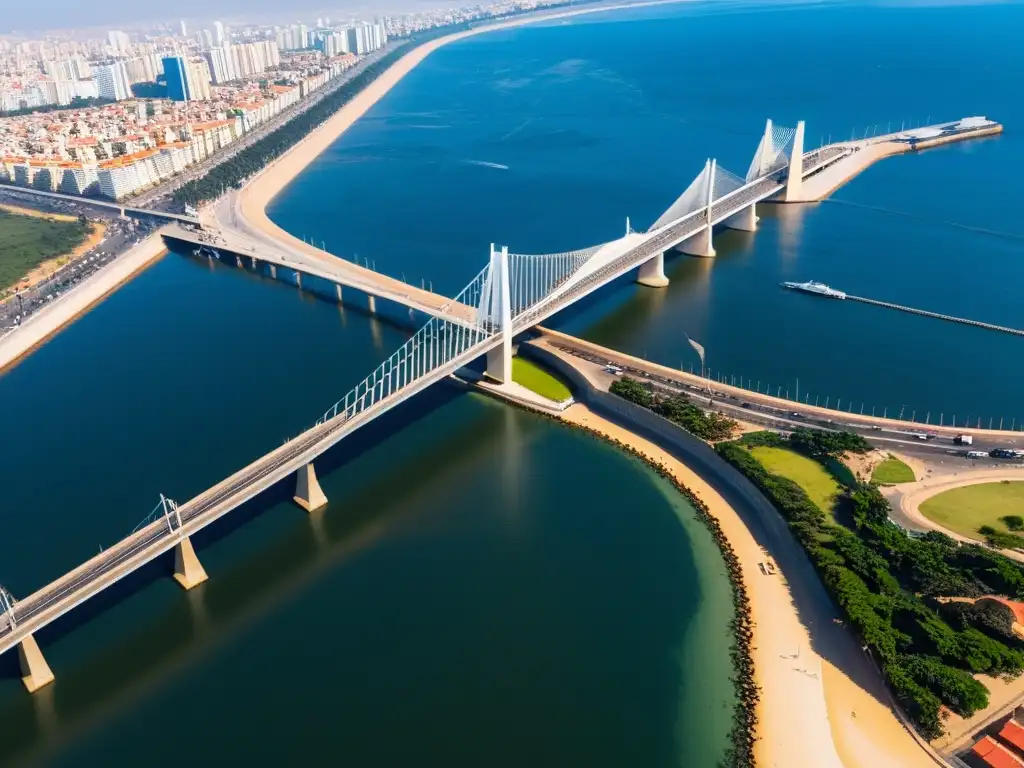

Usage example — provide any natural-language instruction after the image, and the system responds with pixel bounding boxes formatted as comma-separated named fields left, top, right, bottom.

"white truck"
left=954, top=434, right=973, bottom=446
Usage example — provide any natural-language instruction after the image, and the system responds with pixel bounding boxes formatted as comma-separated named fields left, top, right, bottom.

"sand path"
left=894, top=469, right=1024, bottom=561
left=559, top=404, right=936, bottom=767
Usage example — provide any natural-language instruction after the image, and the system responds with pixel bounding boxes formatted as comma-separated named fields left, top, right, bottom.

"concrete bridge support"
left=294, top=462, right=328, bottom=513
left=367, top=295, right=376, bottom=314
left=235, top=255, right=243, bottom=268
left=636, top=252, right=669, bottom=287
left=485, top=244, right=513, bottom=383
left=18, top=633, right=54, bottom=693
left=724, top=203, right=758, bottom=232
left=335, top=284, right=343, bottom=302
left=173, top=536, right=209, bottom=590
left=269, top=264, right=277, bottom=279
left=783, top=120, right=806, bottom=202
left=295, top=272, right=303, bottom=290
left=676, top=226, right=716, bottom=258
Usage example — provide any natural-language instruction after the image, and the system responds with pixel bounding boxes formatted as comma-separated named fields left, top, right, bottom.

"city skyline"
left=1, top=0, right=451, bottom=35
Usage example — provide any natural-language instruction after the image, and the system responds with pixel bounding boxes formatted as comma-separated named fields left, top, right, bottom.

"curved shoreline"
left=233, top=0, right=689, bottom=264
left=555, top=404, right=758, bottom=766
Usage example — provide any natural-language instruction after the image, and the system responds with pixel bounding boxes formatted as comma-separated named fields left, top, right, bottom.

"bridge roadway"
left=0, top=183, right=200, bottom=225
left=161, top=220, right=479, bottom=327
left=0, top=141, right=853, bottom=663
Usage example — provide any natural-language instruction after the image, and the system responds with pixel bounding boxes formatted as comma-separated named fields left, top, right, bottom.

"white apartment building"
left=94, top=62, right=133, bottom=101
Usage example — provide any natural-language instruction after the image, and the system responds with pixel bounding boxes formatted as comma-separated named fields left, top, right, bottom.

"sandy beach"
left=234, top=1, right=687, bottom=266
left=533, top=335, right=941, bottom=767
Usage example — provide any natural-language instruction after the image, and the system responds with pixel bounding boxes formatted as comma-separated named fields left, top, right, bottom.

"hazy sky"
left=1, top=0, right=441, bottom=35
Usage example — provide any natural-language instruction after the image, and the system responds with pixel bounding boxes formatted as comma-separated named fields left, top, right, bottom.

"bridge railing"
left=319, top=264, right=496, bottom=428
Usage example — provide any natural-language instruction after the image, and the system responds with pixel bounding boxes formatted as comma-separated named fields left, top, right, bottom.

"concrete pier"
left=367, top=295, right=376, bottom=314
left=235, top=255, right=243, bottom=268
left=724, top=204, right=758, bottom=232
left=269, top=264, right=277, bottom=279
left=783, top=121, right=806, bottom=202
left=335, top=283, right=343, bottom=302
left=676, top=227, right=715, bottom=258
left=18, top=634, right=54, bottom=693
left=295, top=271, right=303, bottom=290
left=173, top=537, right=209, bottom=590
left=294, top=463, right=328, bottom=512
left=636, top=252, right=669, bottom=287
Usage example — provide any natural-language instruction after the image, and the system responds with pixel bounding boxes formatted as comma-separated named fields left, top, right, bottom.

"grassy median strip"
left=512, top=357, right=572, bottom=401
left=871, top=456, right=915, bottom=484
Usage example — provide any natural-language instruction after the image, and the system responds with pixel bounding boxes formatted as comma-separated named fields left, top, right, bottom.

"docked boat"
left=780, top=280, right=846, bottom=299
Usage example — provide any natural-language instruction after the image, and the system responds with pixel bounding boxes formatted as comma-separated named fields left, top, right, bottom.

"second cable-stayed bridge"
left=0, top=118, right=872, bottom=691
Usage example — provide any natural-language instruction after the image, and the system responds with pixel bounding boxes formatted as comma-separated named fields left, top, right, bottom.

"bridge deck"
left=0, top=183, right=200, bottom=225
left=162, top=223, right=478, bottom=326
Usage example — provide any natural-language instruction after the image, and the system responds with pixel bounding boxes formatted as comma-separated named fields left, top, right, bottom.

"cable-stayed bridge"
left=0, top=118, right=854, bottom=691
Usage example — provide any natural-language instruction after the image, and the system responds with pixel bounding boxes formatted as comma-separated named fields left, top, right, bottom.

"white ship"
left=780, top=280, right=846, bottom=300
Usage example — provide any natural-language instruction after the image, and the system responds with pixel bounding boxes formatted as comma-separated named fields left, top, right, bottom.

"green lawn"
left=0, top=210, right=90, bottom=293
left=872, top=456, right=916, bottom=484
left=920, top=482, right=1024, bottom=541
left=750, top=445, right=843, bottom=518
left=512, top=357, right=572, bottom=402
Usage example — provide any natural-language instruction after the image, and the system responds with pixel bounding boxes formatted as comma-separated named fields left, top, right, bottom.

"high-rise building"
left=180, top=20, right=187, bottom=37
left=94, top=62, right=133, bottom=100
left=187, top=58, right=212, bottom=100
left=163, top=55, right=189, bottom=101
left=107, top=30, right=130, bottom=53
left=213, top=21, right=225, bottom=46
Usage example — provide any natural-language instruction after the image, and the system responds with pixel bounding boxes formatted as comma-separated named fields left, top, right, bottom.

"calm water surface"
left=1, top=0, right=1019, bottom=764
left=270, top=0, right=1024, bottom=424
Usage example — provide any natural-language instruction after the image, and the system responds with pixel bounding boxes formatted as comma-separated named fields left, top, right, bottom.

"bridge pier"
left=295, top=272, right=303, bottom=290
left=18, top=633, right=54, bottom=693
left=783, top=120, right=806, bottom=202
left=676, top=226, right=716, bottom=258
left=724, top=203, right=758, bottom=232
left=235, top=255, right=243, bottom=268
left=367, top=295, right=376, bottom=314
left=173, top=536, right=209, bottom=590
left=636, top=252, right=669, bottom=288
left=335, top=284, right=343, bottom=302
left=484, top=244, right=513, bottom=383
left=294, top=462, right=328, bottom=513
left=269, top=264, right=277, bottom=279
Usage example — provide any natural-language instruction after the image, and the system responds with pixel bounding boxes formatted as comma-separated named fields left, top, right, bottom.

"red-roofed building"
left=999, top=720, right=1024, bottom=756
left=973, top=735, right=1024, bottom=768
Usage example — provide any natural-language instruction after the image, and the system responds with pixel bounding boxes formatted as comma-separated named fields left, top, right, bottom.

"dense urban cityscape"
left=0, top=2, right=558, bottom=201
